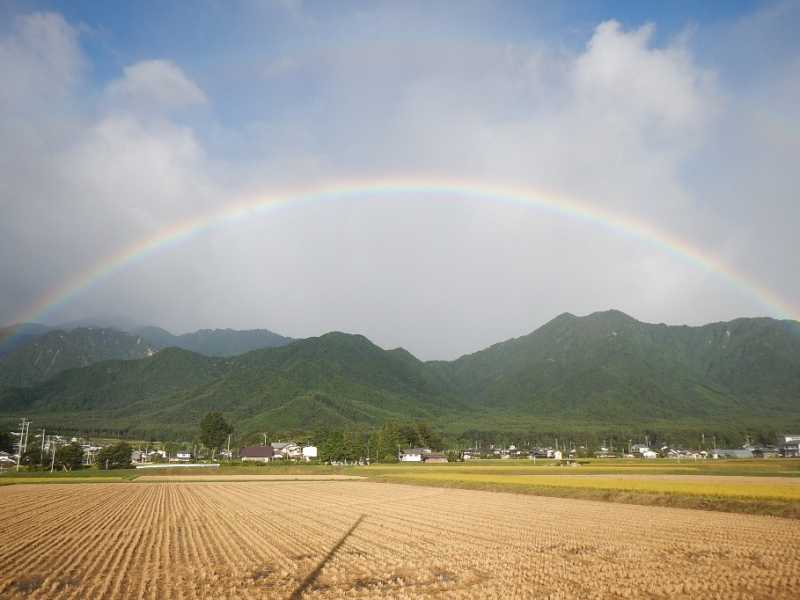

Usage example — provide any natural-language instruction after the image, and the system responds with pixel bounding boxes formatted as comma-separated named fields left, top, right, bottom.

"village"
left=2, top=427, right=799, bottom=471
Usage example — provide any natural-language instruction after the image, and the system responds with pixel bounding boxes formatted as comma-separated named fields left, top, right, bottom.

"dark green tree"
left=55, top=442, right=84, bottom=471
left=96, top=442, right=132, bottom=469
left=0, top=431, right=12, bottom=453
left=199, top=412, right=233, bottom=460
left=22, top=446, right=45, bottom=468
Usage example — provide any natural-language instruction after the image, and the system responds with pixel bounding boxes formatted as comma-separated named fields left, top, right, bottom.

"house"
left=423, top=453, right=448, bottom=463
left=594, top=447, right=616, bottom=459
left=271, top=442, right=302, bottom=460
left=301, top=446, right=318, bottom=461
left=240, top=446, right=275, bottom=463
left=462, top=449, right=479, bottom=460
left=173, top=452, right=192, bottom=462
left=778, top=434, right=800, bottom=458
left=0, top=451, right=15, bottom=467
left=641, top=450, right=658, bottom=459
left=752, top=447, right=781, bottom=459
left=400, top=448, right=431, bottom=462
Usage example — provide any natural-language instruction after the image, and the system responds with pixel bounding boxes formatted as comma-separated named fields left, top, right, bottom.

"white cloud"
left=0, top=12, right=84, bottom=112
left=104, top=59, right=207, bottom=112
left=0, top=6, right=798, bottom=359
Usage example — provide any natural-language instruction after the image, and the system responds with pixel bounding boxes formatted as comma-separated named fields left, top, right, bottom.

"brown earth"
left=1, top=481, right=798, bottom=599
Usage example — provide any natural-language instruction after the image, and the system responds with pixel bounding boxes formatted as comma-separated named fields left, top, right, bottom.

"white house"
left=0, top=451, right=15, bottom=467
left=400, top=448, right=431, bottom=462
left=271, top=442, right=302, bottom=459
left=641, top=450, right=658, bottom=459
left=301, top=446, right=318, bottom=461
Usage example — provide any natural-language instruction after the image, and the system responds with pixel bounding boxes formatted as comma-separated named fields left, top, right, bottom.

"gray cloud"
left=1, top=5, right=798, bottom=360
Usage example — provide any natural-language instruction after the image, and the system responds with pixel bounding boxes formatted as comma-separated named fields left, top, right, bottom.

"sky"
left=0, top=0, right=798, bottom=360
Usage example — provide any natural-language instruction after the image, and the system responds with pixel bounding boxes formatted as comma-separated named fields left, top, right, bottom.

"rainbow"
left=8, top=178, right=800, bottom=329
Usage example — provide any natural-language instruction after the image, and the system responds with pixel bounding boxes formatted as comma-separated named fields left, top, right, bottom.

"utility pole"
left=226, top=434, right=231, bottom=461
left=50, top=435, right=57, bottom=473
left=263, top=433, right=267, bottom=446
left=40, top=428, right=46, bottom=456
left=15, top=418, right=30, bottom=472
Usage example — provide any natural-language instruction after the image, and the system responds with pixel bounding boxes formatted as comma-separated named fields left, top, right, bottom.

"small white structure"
left=302, top=446, right=318, bottom=461
left=553, top=450, right=563, bottom=461
left=0, top=451, right=15, bottom=467
left=642, top=450, right=658, bottom=459
left=400, top=448, right=431, bottom=462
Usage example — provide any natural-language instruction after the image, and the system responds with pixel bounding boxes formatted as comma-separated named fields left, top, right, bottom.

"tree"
left=22, top=446, right=45, bottom=469
left=163, top=441, right=181, bottom=459
left=0, top=431, right=12, bottom=453
left=199, top=412, right=233, bottom=460
left=96, top=442, right=132, bottom=469
left=55, top=442, right=84, bottom=471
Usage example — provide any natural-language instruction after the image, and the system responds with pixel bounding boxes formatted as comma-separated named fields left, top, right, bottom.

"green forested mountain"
left=0, top=323, right=52, bottom=358
left=0, top=333, right=452, bottom=437
left=431, top=310, right=800, bottom=420
left=134, top=326, right=292, bottom=356
left=1, top=311, right=799, bottom=437
left=0, top=327, right=160, bottom=387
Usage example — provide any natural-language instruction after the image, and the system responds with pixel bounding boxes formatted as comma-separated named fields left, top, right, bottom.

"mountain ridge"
left=1, top=310, right=798, bottom=437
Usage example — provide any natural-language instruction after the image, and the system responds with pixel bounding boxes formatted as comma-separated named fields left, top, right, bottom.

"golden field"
left=372, top=471, right=800, bottom=500
left=1, top=479, right=799, bottom=599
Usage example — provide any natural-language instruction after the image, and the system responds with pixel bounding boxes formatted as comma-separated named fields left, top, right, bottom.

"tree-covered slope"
left=0, top=333, right=457, bottom=433
left=0, top=327, right=160, bottom=387
left=435, top=310, right=800, bottom=419
left=1, top=311, right=798, bottom=436
left=0, top=323, right=52, bottom=358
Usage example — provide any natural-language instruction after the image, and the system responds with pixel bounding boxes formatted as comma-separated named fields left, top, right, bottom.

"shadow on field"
left=288, top=514, right=366, bottom=599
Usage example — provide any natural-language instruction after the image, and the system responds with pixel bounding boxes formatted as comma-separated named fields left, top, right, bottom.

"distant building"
left=715, top=449, right=754, bottom=459
left=594, top=447, right=616, bottom=459
left=240, top=446, right=275, bottom=463
left=641, top=450, right=658, bottom=459
left=463, top=449, right=480, bottom=460
left=271, top=442, right=302, bottom=460
left=423, top=453, right=448, bottom=464
left=778, top=435, right=800, bottom=458
left=400, top=448, right=431, bottom=462
left=302, top=446, right=318, bottom=461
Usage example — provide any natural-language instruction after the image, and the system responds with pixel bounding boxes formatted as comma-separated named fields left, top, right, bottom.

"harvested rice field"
left=1, top=480, right=799, bottom=599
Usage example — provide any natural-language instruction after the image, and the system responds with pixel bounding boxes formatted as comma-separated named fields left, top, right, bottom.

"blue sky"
left=2, top=0, right=770, bottom=134
left=1, top=0, right=798, bottom=358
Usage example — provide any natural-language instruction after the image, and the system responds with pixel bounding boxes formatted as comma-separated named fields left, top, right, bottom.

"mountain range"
left=0, top=322, right=292, bottom=385
left=0, top=310, right=798, bottom=439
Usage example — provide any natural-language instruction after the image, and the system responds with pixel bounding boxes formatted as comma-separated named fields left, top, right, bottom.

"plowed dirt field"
left=1, top=480, right=798, bottom=599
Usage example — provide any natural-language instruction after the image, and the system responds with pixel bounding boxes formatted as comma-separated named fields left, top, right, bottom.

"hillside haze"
left=0, top=327, right=159, bottom=387
left=1, top=310, right=798, bottom=437
left=134, top=326, right=292, bottom=356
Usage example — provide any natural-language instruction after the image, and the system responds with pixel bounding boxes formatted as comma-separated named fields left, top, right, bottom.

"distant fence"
left=135, top=463, right=221, bottom=470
